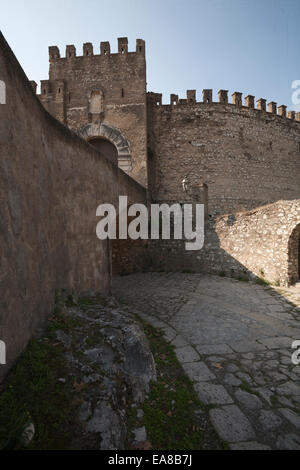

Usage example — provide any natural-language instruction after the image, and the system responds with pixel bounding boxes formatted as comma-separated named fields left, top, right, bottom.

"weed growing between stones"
left=126, top=319, right=222, bottom=450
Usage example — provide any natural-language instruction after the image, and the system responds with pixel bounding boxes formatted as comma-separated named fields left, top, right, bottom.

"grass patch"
left=239, top=380, right=259, bottom=396
left=0, top=312, right=82, bottom=450
left=270, top=394, right=279, bottom=407
left=126, top=319, right=221, bottom=450
left=77, top=293, right=108, bottom=307
left=255, top=277, right=270, bottom=286
left=48, top=310, right=82, bottom=334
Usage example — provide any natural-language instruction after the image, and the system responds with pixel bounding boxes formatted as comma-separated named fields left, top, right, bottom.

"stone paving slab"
left=209, top=405, right=256, bottom=442
left=258, top=410, right=283, bottom=431
left=113, top=274, right=300, bottom=450
left=279, top=408, right=300, bottom=429
left=175, top=346, right=200, bottom=363
left=182, top=361, right=216, bottom=382
left=196, top=343, right=233, bottom=355
left=229, top=340, right=267, bottom=353
left=229, top=441, right=271, bottom=450
left=234, top=389, right=263, bottom=410
left=194, top=382, right=233, bottom=405
left=258, top=336, right=295, bottom=349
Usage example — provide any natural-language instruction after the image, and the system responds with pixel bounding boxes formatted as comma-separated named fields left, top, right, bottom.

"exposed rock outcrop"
left=55, top=292, right=156, bottom=450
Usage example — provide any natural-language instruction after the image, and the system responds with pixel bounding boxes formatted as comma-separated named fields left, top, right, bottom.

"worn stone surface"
left=175, top=346, right=200, bottom=364
left=133, top=427, right=147, bottom=443
left=234, top=389, right=263, bottom=411
left=114, top=273, right=300, bottom=449
left=278, top=408, right=300, bottom=429
left=258, top=410, right=282, bottom=431
left=194, top=383, right=233, bottom=405
left=276, top=433, right=300, bottom=450
left=209, top=405, right=256, bottom=443
left=230, top=441, right=271, bottom=450
left=56, top=293, right=156, bottom=450
left=182, top=361, right=216, bottom=382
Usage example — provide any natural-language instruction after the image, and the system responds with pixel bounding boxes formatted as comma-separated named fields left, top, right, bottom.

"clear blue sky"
left=1, top=0, right=300, bottom=109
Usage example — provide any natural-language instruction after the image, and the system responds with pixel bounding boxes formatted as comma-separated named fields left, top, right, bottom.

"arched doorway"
left=288, top=223, right=300, bottom=284
left=78, top=122, right=132, bottom=172
left=88, top=137, right=118, bottom=166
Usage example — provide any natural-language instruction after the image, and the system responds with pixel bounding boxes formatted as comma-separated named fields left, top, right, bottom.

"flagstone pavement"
left=113, top=273, right=300, bottom=450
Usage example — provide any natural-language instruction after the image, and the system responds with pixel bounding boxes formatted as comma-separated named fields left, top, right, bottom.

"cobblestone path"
left=113, top=273, right=300, bottom=450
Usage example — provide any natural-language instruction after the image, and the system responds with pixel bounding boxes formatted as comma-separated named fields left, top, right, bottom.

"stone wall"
left=112, top=171, right=150, bottom=275
left=147, top=93, right=300, bottom=216
left=0, top=32, right=146, bottom=380
left=146, top=91, right=300, bottom=285
left=214, top=200, right=300, bottom=285
left=38, top=38, right=148, bottom=186
left=111, top=200, right=300, bottom=287
left=1, top=30, right=300, bottom=379
left=141, top=200, right=300, bottom=287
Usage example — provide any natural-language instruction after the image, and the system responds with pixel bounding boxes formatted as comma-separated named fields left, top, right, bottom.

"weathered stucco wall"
left=0, top=32, right=146, bottom=380
left=147, top=96, right=300, bottom=216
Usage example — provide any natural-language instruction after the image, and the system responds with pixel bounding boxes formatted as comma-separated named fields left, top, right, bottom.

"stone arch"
left=78, top=122, right=132, bottom=172
left=87, top=136, right=118, bottom=166
left=288, top=223, right=300, bottom=284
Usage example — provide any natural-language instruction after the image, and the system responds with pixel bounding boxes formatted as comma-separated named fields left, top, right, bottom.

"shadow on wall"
left=88, top=136, right=119, bottom=166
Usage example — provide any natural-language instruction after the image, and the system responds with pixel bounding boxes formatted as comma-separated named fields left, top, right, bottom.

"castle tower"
left=38, top=38, right=148, bottom=186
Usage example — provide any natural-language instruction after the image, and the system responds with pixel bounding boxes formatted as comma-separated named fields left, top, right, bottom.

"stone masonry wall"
left=112, top=200, right=300, bottom=287
left=145, top=92, right=300, bottom=285
left=144, top=200, right=300, bottom=287
left=147, top=93, right=300, bottom=216
left=38, top=39, right=148, bottom=186
left=215, top=200, right=300, bottom=285
left=0, top=32, right=146, bottom=380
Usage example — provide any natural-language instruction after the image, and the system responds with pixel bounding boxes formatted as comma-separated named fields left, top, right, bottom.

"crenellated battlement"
left=33, top=34, right=300, bottom=200
left=36, top=36, right=148, bottom=186
left=147, top=89, right=300, bottom=122
left=48, top=38, right=145, bottom=61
